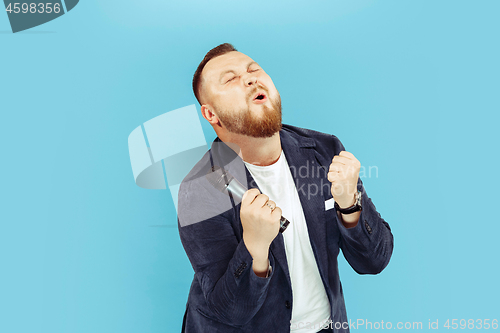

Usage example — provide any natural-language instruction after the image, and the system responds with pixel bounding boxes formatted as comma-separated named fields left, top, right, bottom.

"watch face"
left=356, top=191, right=362, bottom=205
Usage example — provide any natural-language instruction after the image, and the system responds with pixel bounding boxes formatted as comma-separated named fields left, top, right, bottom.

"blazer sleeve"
left=177, top=177, right=275, bottom=326
left=328, top=138, right=394, bottom=275
left=336, top=176, right=394, bottom=274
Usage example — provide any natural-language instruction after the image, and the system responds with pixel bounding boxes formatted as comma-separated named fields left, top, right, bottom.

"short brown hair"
left=192, top=43, right=237, bottom=105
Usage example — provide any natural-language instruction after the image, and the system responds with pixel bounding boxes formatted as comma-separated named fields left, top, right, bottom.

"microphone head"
left=205, top=165, right=233, bottom=194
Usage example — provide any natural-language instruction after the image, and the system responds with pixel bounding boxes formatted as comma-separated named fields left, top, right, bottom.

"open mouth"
left=252, top=92, right=267, bottom=103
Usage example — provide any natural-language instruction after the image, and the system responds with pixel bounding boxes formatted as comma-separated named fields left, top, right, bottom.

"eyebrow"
left=219, top=61, right=259, bottom=82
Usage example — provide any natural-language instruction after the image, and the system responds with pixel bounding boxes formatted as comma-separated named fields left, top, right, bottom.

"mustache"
left=247, top=85, right=268, bottom=101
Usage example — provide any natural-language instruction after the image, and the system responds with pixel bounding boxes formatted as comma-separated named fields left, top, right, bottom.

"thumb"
left=241, top=188, right=260, bottom=204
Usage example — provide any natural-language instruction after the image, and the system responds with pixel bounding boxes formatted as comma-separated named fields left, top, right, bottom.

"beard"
left=214, top=89, right=282, bottom=138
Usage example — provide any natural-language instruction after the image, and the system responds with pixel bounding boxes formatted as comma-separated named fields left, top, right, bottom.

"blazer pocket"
left=325, top=198, right=335, bottom=211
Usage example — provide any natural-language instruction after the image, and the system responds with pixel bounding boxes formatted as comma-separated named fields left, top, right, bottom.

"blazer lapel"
left=279, top=129, right=330, bottom=284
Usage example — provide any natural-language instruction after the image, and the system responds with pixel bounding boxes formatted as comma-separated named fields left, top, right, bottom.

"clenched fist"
left=240, top=188, right=282, bottom=262
left=327, top=151, right=361, bottom=209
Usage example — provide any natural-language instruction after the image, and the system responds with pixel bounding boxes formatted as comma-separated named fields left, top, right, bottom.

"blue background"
left=1, top=0, right=499, bottom=332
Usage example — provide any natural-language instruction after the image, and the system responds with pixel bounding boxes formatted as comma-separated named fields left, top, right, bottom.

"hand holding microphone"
left=205, top=165, right=288, bottom=276
left=205, top=165, right=290, bottom=232
left=240, top=189, right=282, bottom=260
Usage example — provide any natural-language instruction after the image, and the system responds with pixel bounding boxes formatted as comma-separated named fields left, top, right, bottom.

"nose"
left=245, top=74, right=257, bottom=87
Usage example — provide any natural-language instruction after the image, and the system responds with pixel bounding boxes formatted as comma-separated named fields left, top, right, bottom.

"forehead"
left=202, top=51, right=256, bottom=83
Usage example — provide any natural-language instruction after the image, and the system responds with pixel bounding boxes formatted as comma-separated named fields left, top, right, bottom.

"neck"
left=218, top=131, right=282, bottom=166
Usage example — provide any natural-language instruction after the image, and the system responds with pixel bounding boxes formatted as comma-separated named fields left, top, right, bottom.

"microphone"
left=205, top=165, right=290, bottom=233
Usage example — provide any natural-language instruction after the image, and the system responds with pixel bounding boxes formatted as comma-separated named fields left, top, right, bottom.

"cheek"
left=215, top=89, right=246, bottom=108
left=260, top=73, right=277, bottom=90
left=221, top=89, right=243, bottom=102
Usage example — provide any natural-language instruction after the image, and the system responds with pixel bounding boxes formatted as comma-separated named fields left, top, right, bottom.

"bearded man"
left=177, top=43, right=394, bottom=333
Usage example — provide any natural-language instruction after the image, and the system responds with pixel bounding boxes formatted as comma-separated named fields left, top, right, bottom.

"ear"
left=200, top=104, right=220, bottom=126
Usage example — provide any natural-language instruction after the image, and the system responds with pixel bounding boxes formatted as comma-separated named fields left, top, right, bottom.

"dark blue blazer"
left=177, top=124, right=394, bottom=333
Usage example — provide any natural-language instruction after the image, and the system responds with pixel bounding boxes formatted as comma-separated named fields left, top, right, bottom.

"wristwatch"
left=334, top=190, right=362, bottom=214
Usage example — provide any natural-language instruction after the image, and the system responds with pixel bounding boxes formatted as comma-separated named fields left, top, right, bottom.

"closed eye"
left=226, top=76, right=236, bottom=83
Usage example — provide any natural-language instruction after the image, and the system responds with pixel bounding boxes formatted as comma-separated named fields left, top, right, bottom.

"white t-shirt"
left=244, top=150, right=331, bottom=333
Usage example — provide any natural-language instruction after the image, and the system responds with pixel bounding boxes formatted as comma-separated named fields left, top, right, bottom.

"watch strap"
left=334, top=191, right=362, bottom=214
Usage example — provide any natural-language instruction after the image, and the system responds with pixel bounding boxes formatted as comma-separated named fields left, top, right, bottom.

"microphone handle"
left=279, top=216, right=290, bottom=233
left=226, top=179, right=247, bottom=199
left=227, top=179, right=290, bottom=233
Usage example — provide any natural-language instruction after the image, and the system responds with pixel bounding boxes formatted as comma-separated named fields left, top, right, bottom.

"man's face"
left=200, top=51, right=282, bottom=138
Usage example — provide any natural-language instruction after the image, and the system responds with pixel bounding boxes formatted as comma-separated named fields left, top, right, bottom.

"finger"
left=329, top=163, right=343, bottom=172
left=331, top=155, right=351, bottom=165
left=339, top=151, right=355, bottom=159
left=327, top=171, right=340, bottom=182
left=266, top=200, right=276, bottom=211
left=339, top=151, right=360, bottom=167
left=330, top=164, right=359, bottom=178
left=241, top=188, right=261, bottom=206
left=253, top=193, right=270, bottom=208
left=331, top=160, right=360, bottom=174
left=270, top=206, right=282, bottom=220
